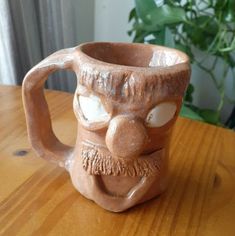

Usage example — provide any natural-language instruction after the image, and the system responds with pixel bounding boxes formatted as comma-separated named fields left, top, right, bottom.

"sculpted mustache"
left=81, top=144, right=162, bottom=177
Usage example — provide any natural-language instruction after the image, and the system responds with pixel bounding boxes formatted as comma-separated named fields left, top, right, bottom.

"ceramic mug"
left=22, top=42, right=190, bottom=212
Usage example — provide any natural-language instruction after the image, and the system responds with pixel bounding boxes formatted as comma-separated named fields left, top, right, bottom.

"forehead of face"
left=77, top=64, right=190, bottom=104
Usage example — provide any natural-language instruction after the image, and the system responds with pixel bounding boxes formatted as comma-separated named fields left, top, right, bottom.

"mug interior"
left=80, top=42, right=188, bottom=68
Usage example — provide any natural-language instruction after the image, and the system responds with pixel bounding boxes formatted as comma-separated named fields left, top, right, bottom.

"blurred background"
left=0, top=0, right=234, bottom=128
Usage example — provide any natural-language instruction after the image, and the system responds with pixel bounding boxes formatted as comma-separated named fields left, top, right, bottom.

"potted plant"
left=128, top=0, right=235, bottom=128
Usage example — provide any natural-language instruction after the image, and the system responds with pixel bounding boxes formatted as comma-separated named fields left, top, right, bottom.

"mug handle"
left=22, top=48, right=76, bottom=168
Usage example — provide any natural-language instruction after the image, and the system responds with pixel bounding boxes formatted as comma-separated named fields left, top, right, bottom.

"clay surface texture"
left=23, top=42, right=190, bottom=212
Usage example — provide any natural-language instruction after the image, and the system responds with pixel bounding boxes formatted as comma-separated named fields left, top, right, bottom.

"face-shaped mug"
left=22, top=42, right=190, bottom=212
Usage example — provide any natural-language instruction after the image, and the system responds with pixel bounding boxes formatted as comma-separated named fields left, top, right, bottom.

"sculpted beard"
left=81, top=144, right=162, bottom=177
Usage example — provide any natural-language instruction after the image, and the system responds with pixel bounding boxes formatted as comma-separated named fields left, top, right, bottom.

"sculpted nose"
left=105, top=115, right=147, bottom=159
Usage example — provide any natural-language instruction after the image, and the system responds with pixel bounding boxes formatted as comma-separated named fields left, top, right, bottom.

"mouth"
left=141, top=148, right=163, bottom=157
left=81, top=141, right=164, bottom=177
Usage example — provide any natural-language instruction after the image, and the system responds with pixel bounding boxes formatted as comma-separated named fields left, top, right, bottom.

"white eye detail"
left=79, top=94, right=110, bottom=123
left=146, top=102, right=177, bottom=127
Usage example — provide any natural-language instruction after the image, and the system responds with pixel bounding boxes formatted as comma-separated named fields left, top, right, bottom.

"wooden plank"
left=0, top=85, right=234, bottom=236
left=201, top=129, right=235, bottom=236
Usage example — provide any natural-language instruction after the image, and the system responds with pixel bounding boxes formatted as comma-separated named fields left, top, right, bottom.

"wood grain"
left=0, top=85, right=235, bottom=236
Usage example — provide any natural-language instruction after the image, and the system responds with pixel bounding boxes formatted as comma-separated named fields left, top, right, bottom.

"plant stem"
left=217, top=63, right=229, bottom=113
left=211, top=57, right=218, bottom=70
left=195, top=60, right=219, bottom=88
left=232, top=67, right=235, bottom=90
left=217, top=89, right=225, bottom=113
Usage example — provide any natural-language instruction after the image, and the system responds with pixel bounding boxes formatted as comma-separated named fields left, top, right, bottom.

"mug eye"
left=145, top=102, right=177, bottom=127
left=78, top=94, right=110, bottom=123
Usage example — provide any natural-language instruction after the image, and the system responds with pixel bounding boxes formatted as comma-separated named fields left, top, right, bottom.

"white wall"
left=94, top=0, right=134, bottom=42
left=73, top=0, right=94, bottom=44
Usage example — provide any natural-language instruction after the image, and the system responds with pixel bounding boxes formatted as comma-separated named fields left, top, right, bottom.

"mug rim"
left=75, top=42, right=190, bottom=72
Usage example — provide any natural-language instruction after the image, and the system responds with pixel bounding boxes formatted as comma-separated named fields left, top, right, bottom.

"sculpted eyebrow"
left=77, top=66, right=189, bottom=102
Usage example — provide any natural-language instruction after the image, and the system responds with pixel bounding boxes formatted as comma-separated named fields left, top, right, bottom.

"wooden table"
left=0, top=85, right=235, bottom=236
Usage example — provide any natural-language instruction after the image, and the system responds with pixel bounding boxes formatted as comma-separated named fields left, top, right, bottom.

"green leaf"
left=135, top=0, right=156, bottom=23
left=184, top=83, right=194, bottom=103
left=215, top=0, right=228, bottom=10
left=133, top=29, right=148, bottom=43
left=127, top=30, right=133, bottom=36
left=147, top=27, right=175, bottom=46
left=135, top=1, right=186, bottom=26
left=215, top=0, right=235, bottom=22
left=227, top=0, right=235, bottom=22
left=225, top=106, right=235, bottom=128
left=180, top=105, right=204, bottom=121
left=175, top=44, right=187, bottom=52
left=199, top=109, right=220, bottom=124
left=147, top=5, right=186, bottom=26
left=128, top=8, right=137, bottom=22
left=153, top=29, right=166, bottom=45
left=183, top=16, right=219, bottom=51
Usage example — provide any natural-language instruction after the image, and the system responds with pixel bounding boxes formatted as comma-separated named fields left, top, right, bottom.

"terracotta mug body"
left=22, top=42, right=190, bottom=212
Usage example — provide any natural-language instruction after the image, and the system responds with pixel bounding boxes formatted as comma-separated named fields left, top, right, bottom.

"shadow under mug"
left=22, top=42, right=190, bottom=212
